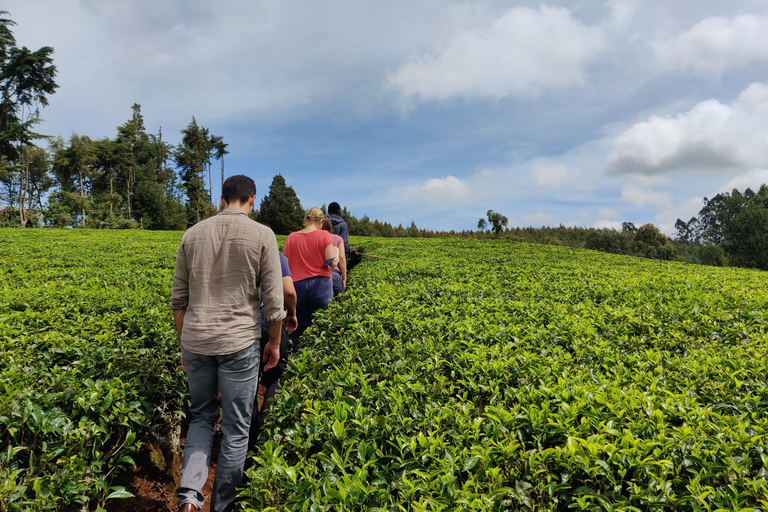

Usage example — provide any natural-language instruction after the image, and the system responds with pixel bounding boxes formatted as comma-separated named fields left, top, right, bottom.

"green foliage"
left=42, top=195, right=72, bottom=228
left=173, top=116, right=223, bottom=227
left=243, top=237, right=768, bottom=511
left=486, top=209, right=509, bottom=235
left=697, top=244, right=728, bottom=267
left=44, top=105, right=187, bottom=229
left=634, top=223, right=666, bottom=248
left=676, top=185, right=768, bottom=270
left=584, top=228, right=638, bottom=255
left=257, top=174, right=305, bottom=235
left=0, top=229, right=187, bottom=511
left=0, top=11, right=58, bottom=227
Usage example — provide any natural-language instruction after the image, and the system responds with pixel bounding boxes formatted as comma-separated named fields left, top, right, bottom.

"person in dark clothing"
left=327, top=202, right=349, bottom=248
left=328, top=202, right=361, bottom=271
left=322, top=215, right=347, bottom=296
left=247, top=253, right=296, bottom=453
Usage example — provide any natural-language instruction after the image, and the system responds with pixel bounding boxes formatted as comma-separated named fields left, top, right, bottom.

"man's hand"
left=284, top=313, right=298, bottom=332
left=262, top=338, right=281, bottom=371
left=263, top=321, right=283, bottom=371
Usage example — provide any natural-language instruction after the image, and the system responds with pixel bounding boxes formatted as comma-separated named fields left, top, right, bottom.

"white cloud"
left=608, top=81, right=768, bottom=174
left=655, top=14, right=768, bottom=75
left=592, top=219, right=623, bottom=230
left=598, top=208, right=620, bottom=219
left=387, top=5, right=604, bottom=101
left=620, top=183, right=672, bottom=208
left=718, top=168, right=768, bottom=194
left=416, top=176, right=474, bottom=204
left=655, top=196, right=705, bottom=236
left=532, top=163, right=571, bottom=188
left=520, top=212, right=552, bottom=226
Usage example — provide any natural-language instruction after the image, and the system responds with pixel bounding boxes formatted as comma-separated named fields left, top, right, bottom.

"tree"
left=0, top=11, right=58, bottom=226
left=257, top=174, right=305, bottom=235
left=486, top=209, right=508, bottom=235
left=116, top=103, right=152, bottom=221
left=634, top=223, right=666, bottom=248
left=680, top=186, right=768, bottom=270
left=621, top=221, right=637, bottom=233
left=674, top=217, right=698, bottom=243
left=210, top=135, right=228, bottom=209
left=718, top=186, right=768, bottom=269
left=477, top=218, right=487, bottom=232
left=24, top=144, right=52, bottom=210
left=174, top=117, right=222, bottom=225
left=52, top=133, right=96, bottom=225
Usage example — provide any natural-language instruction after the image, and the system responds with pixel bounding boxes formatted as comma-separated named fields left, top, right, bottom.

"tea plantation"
left=1, top=230, right=766, bottom=511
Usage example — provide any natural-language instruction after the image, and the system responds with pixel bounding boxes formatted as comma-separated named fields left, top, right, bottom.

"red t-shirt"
left=284, top=229, right=334, bottom=282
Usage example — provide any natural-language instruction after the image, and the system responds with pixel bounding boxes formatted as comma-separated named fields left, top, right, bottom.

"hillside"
left=1, top=231, right=766, bottom=511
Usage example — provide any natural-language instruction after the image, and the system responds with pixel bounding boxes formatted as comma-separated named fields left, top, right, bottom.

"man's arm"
left=173, top=309, right=186, bottom=371
left=263, top=320, right=283, bottom=371
left=171, top=242, right=189, bottom=372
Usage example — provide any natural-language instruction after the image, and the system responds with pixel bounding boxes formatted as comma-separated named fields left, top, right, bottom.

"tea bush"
left=243, top=238, right=768, bottom=511
left=0, top=229, right=187, bottom=511
left=1, top=231, right=766, bottom=511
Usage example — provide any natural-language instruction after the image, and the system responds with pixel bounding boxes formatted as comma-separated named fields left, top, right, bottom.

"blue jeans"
left=176, top=343, right=260, bottom=512
left=290, top=276, right=333, bottom=351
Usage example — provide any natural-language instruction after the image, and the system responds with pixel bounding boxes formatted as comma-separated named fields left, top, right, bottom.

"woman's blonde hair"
left=304, top=207, right=325, bottom=226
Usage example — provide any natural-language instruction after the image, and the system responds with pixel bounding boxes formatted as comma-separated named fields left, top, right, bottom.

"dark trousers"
left=247, top=327, right=291, bottom=455
left=290, top=276, right=333, bottom=351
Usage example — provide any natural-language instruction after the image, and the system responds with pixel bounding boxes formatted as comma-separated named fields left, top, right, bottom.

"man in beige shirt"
left=171, top=175, right=285, bottom=512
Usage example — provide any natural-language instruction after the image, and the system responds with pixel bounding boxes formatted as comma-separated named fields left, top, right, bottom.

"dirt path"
left=106, top=438, right=219, bottom=512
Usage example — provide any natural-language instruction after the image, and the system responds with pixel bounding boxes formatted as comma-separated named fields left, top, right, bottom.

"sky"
left=6, top=0, right=768, bottom=234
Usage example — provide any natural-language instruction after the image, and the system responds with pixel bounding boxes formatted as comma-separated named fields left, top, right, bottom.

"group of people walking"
left=170, top=175, right=353, bottom=512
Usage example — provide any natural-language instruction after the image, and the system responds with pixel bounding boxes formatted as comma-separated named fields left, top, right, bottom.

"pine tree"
left=257, top=174, right=305, bottom=235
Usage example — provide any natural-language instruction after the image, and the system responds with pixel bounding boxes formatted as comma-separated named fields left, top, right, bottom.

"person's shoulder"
left=183, top=215, right=216, bottom=238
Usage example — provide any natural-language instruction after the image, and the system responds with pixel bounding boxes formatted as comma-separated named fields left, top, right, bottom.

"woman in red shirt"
left=284, top=207, right=339, bottom=351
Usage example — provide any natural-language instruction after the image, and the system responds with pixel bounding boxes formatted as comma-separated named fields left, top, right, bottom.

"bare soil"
left=106, top=435, right=219, bottom=512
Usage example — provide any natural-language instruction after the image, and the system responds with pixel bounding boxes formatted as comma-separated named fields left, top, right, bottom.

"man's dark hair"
left=223, top=175, right=256, bottom=204
left=328, top=202, right=341, bottom=214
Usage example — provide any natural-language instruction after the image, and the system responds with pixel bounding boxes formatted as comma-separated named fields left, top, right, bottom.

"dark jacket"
left=329, top=213, right=349, bottom=248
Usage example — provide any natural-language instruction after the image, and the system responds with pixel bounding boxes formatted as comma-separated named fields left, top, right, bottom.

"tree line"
left=0, top=12, right=231, bottom=230
left=1, top=102, right=229, bottom=230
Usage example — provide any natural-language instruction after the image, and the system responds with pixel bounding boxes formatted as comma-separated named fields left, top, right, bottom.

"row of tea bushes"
left=243, top=237, right=768, bottom=511
left=0, top=229, right=188, bottom=511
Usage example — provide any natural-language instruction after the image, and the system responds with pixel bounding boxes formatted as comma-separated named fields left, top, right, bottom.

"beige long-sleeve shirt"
left=170, top=209, right=286, bottom=355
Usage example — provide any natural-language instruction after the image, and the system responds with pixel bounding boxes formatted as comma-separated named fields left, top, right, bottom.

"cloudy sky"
left=6, top=0, right=768, bottom=233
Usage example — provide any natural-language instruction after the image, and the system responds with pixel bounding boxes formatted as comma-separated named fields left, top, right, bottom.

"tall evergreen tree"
left=0, top=10, right=58, bottom=226
left=210, top=135, right=228, bottom=208
left=257, top=174, right=305, bottom=235
left=174, top=117, right=218, bottom=225
left=116, top=103, right=151, bottom=220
